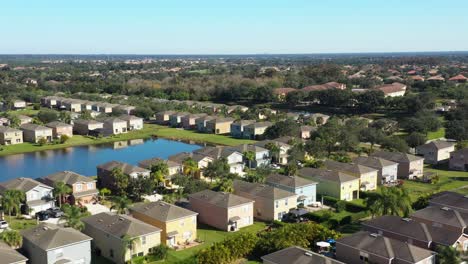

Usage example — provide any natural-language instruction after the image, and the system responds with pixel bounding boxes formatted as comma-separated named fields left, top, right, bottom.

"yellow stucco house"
left=130, top=201, right=198, bottom=248
left=299, top=168, right=360, bottom=201
left=324, top=160, right=378, bottom=191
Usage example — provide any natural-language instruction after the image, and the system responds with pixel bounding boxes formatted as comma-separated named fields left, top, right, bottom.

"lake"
left=0, top=138, right=202, bottom=181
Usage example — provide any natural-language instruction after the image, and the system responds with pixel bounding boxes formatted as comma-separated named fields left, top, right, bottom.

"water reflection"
left=0, top=138, right=201, bottom=181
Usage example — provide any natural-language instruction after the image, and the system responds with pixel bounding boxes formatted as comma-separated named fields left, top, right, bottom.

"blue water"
left=0, top=138, right=201, bottom=181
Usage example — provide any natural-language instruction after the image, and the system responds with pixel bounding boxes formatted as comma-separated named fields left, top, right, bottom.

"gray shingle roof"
left=429, top=191, right=468, bottom=212
left=138, top=158, right=181, bottom=169
left=45, top=121, right=72, bottom=128
left=21, top=223, right=92, bottom=251
left=324, top=160, right=378, bottom=175
left=168, top=152, right=211, bottom=164
left=20, top=124, right=51, bottom=131
left=411, top=207, right=468, bottom=229
left=233, top=180, right=296, bottom=200
left=266, top=173, right=317, bottom=188
left=82, top=212, right=161, bottom=238
left=229, top=144, right=268, bottom=153
left=298, top=168, right=358, bottom=183
left=261, top=246, right=344, bottom=264
left=44, top=171, right=94, bottom=185
left=97, top=161, right=149, bottom=175
left=118, top=115, right=143, bottom=121
left=193, top=146, right=240, bottom=160
left=417, top=141, right=455, bottom=151
left=189, top=189, right=253, bottom=209
left=0, top=177, right=52, bottom=193
left=0, top=241, right=28, bottom=264
left=371, top=150, right=423, bottom=163
left=337, top=231, right=434, bottom=263
left=0, top=127, right=21, bottom=133
left=353, top=156, right=398, bottom=169
left=130, top=201, right=197, bottom=222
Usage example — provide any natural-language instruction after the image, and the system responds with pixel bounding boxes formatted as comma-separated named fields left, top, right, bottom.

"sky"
left=1, top=0, right=468, bottom=54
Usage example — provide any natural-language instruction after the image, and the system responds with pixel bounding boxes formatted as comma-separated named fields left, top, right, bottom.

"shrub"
left=335, top=201, right=346, bottom=212
left=150, top=244, right=170, bottom=261
left=60, top=134, right=70, bottom=144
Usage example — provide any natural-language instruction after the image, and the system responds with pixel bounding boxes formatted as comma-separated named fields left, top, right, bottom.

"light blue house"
left=265, top=174, right=317, bottom=206
left=230, top=144, right=270, bottom=168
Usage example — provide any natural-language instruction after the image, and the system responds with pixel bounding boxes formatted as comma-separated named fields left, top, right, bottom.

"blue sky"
left=1, top=0, right=467, bottom=54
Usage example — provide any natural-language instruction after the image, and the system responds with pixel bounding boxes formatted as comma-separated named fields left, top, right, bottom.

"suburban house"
left=324, top=160, right=378, bottom=191
left=188, top=189, right=254, bottom=232
left=138, top=157, right=182, bottom=176
left=12, top=100, right=26, bottom=109
left=195, top=115, right=216, bottom=132
left=72, top=119, right=104, bottom=135
left=230, top=120, right=255, bottom=138
left=298, top=168, right=360, bottom=201
left=169, top=112, right=190, bottom=127
left=229, top=144, right=270, bottom=168
left=411, top=206, right=468, bottom=235
left=243, top=121, right=273, bottom=139
left=41, top=96, right=59, bottom=108
left=265, top=174, right=317, bottom=206
left=194, top=146, right=244, bottom=175
left=353, top=156, right=398, bottom=185
left=232, top=180, right=297, bottom=221
left=371, top=150, right=424, bottom=180
left=0, top=241, right=28, bottom=264
left=45, top=121, right=73, bottom=138
left=363, top=215, right=468, bottom=252
left=60, top=99, right=82, bottom=112
left=0, top=177, right=55, bottom=215
left=97, top=161, right=150, bottom=192
left=429, top=191, right=468, bottom=214
left=43, top=171, right=98, bottom=204
left=0, top=117, right=10, bottom=126
left=416, top=141, right=455, bottom=164
left=302, top=82, right=346, bottom=92
left=82, top=212, right=161, bottom=264
left=21, top=223, right=92, bottom=264
left=0, top=127, right=23, bottom=145
left=20, top=124, right=53, bottom=143
left=254, top=140, right=291, bottom=165
left=93, top=102, right=113, bottom=113
left=449, top=148, right=468, bottom=171
left=299, top=125, right=316, bottom=139
left=335, top=231, right=435, bottom=264
left=375, top=82, right=407, bottom=97
left=272, top=87, right=297, bottom=101
left=181, top=113, right=207, bottom=129
left=115, top=105, right=136, bottom=115
left=261, top=246, right=344, bottom=264
left=18, top=115, right=32, bottom=125
left=155, top=111, right=176, bottom=125
left=168, top=152, right=214, bottom=178
left=119, top=115, right=144, bottom=130
left=101, top=117, right=128, bottom=136
left=205, top=117, right=235, bottom=134
left=129, top=201, right=198, bottom=248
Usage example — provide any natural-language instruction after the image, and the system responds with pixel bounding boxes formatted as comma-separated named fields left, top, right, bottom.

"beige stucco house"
left=416, top=141, right=455, bottom=164
left=233, top=180, right=297, bottom=221
left=46, top=121, right=73, bottom=138
left=119, top=115, right=144, bottom=130
left=189, top=189, right=254, bottom=232
left=371, top=150, right=424, bottom=180
left=130, top=201, right=198, bottom=248
left=101, top=117, right=128, bottom=136
left=449, top=148, right=468, bottom=171
left=20, top=124, right=53, bottom=143
left=243, top=121, right=272, bottom=140
left=43, top=170, right=98, bottom=204
left=324, top=160, right=378, bottom=191
left=205, top=117, right=235, bottom=134
left=0, top=127, right=23, bottom=145
left=82, top=212, right=161, bottom=264
left=73, top=119, right=104, bottom=135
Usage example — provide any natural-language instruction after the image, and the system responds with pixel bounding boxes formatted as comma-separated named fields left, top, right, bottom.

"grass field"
left=0, top=124, right=255, bottom=156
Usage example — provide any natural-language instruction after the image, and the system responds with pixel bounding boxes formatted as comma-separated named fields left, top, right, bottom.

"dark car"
left=46, top=207, right=64, bottom=218
left=35, top=211, right=49, bottom=221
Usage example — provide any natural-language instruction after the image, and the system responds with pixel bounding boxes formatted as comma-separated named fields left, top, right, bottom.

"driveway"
left=85, top=203, right=111, bottom=215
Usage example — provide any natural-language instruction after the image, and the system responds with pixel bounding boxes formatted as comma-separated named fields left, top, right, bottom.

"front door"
left=167, top=236, right=176, bottom=247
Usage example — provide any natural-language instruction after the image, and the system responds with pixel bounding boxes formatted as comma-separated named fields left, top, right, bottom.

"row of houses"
left=416, top=141, right=468, bottom=172
left=0, top=115, right=143, bottom=145
left=41, top=96, right=135, bottom=114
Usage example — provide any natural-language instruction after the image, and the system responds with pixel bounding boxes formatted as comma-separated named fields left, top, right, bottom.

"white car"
left=270, top=164, right=280, bottom=170
left=0, top=220, right=8, bottom=229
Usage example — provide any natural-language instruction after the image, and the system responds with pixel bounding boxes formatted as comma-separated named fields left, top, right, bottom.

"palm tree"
left=99, top=188, right=111, bottom=202
left=1, top=230, right=23, bottom=248
left=265, top=142, right=280, bottom=163
left=365, top=186, right=412, bottom=217
left=61, top=205, right=85, bottom=231
left=110, top=196, right=131, bottom=214
left=53, top=181, right=72, bottom=207
left=121, top=235, right=140, bottom=264
left=1, top=190, right=25, bottom=221
left=243, top=151, right=256, bottom=169
left=218, top=179, right=234, bottom=193
left=436, top=245, right=461, bottom=264
left=183, top=158, right=199, bottom=178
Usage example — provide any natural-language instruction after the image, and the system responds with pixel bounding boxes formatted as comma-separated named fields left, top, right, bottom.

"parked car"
left=270, top=164, right=280, bottom=169
left=46, top=207, right=64, bottom=218
left=0, top=220, right=8, bottom=229
left=35, top=211, right=49, bottom=221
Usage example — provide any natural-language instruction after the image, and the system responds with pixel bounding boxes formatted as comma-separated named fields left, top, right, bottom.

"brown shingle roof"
left=266, top=174, right=317, bottom=188
left=189, top=189, right=253, bottom=209
left=298, top=168, right=358, bottom=183
left=44, top=171, right=94, bottom=185
left=97, top=161, right=149, bottom=175
left=0, top=177, right=52, bottom=193
left=233, top=180, right=296, bottom=200
left=261, top=246, right=344, bottom=264
left=130, top=201, right=197, bottom=222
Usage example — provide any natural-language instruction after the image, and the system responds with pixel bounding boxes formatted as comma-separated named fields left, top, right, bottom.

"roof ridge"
left=383, top=236, right=395, bottom=259
left=420, top=222, right=433, bottom=244
left=453, top=210, right=466, bottom=228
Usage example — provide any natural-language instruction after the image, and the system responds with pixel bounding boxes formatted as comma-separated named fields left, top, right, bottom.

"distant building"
left=449, top=148, right=468, bottom=171
left=230, top=120, right=255, bottom=138
left=324, top=160, right=378, bottom=191
left=205, top=117, right=235, bottom=134
left=20, top=124, right=53, bottom=143
left=302, top=82, right=346, bottom=92
left=46, top=121, right=73, bottom=138
left=416, top=141, right=455, bottom=164
left=101, top=117, right=128, bottom=136
left=374, top=82, right=407, bottom=97
left=0, top=127, right=23, bottom=145
left=370, top=151, right=424, bottom=180
left=243, top=122, right=272, bottom=140
left=119, top=115, right=143, bottom=130
left=43, top=170, right=98, bottom=204
left=97, top=161, right=150, bottom=193
left=155, top=111, right=176, bottom=125
left=353, top=156, right=398, bottom=185
left=73, top=119, right=104, bottom=135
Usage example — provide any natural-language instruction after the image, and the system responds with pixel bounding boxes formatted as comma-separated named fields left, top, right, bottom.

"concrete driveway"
left=85, top=203, right=111, bottom=215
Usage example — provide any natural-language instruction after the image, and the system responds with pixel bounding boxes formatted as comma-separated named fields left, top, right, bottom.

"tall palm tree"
left=99, top=188, right=111, bottom=202
left=110, top=196, right=131, bottom=214
left=365, top=186, right=412, bottom=218
left=265, top=142, right=281, bottom=163
left=1, top=190, right=25, bottom=221
left=53, top=181, right=72, bottom=207
left=1, top=230, right=23, bottom=248
left=61, top=205, right=85, bottom=231
left=243, top=151, right=256, bottom=169
left=121, top=235, right=140, bottom=264
left=183, top=158, right=199, bottom=178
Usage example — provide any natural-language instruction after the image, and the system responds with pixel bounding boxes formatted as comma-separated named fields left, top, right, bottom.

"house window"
left=76, top=184, right=82, bottom=191
left=275, top=201, right=279, bottom=208
left=141, top=236, right=146, bottom=245
left=87, top=183, right=94, bottom=189
left=285, top=199, right=288, bottom=206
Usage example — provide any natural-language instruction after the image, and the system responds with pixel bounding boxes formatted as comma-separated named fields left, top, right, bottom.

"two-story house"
left=0, top=127, right=23, bottom=145
left=0, top=177, right=54, bottom=215
left=130, top=201, right=198, bottom=248
left=449, top=148, right=468, bottom=171
left=181, top=113, right=207, bottom=130
left=353, top=156, right=398, bottom=185
left=189, top=189, right=254, bottom=232
left=416, top=141, right=455, bottom=164
left=229, top=144, right=270, bottom=169
left=138, top=158, right=182, bottom=187
left=82, top=212, right=161, bottom=264
left=265, top=174, right=317, bottom=206
left=119, top=115, right=144, bottom=131
left=194, top=146, right=244, bottom=175
left=324, top=160, right=378, bottom=191
left=371, top=150, right=424, bottom=180
left=43, top=171, right=98, bottom=204
left=101, top=117, right=128, bottom=136
left=230, top=120, right=255, bottom=138
left=205, top=117, right=235, bottom=134
left=21, top=223, right=92, bottom=264
left=233, top=180, right=297, bottom=221
left=20, top=124, right=53, bottom=143
left=243, top=122, right=273, bottom=140
left=45, top=121, right=73, bottom=138
left=195, top=115, right=216, bottom=133
left=72, top=119, right=104, bottom=135
left=169, top=112, right=190, bottom=128
left=97, top=161, right=150, bottom=193
left=254, top=140, right=291, bottom=165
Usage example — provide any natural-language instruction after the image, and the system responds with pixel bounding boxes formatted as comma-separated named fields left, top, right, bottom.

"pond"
left=0, top=138, right=202, bottom=181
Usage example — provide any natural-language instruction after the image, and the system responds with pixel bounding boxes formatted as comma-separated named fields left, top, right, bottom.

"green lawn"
left=0, top=124, right=254, bottom=156
left=5, top=217, right=37, bottom=231
left=427, top=127, right=446, bottom=140
left=153, top=222, right=267, bottom=264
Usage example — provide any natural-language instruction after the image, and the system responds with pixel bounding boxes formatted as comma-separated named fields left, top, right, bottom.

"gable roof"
left=138, top=157, right=181, bottom=169
left=45, top=121, right=72, bottom=128
left=352, top=156, right=398, bottom=169
left=233, top=180, right=296, bottom=200
left=20, top=123, right=51, bottom=131
left=118, top=115, right=143, bottom=121
left=97, top=161, right=149, bottom=175
left=167, top=152, right=211, bottom=164
left=231, top=120, right=256, bottom=127
left=416, top=141, right=455, bottom=151
left=0, top=241, right=28, bottom=264
left=44, top=171, right=94, bottom=185
left=0, top=126, right=21, bottom=133
left=266, top=173, right=317, bottom=188
left=362, top=215, right=462, bottom=247
left=411, top=207, right=468, bottom=229
left=82, top=212, right=161, bottom=238
left=371, top=150, right=423, bottom=163
left=374, top=82, right=407, bottom=95
left=324, top=160, right=378, bottom=175
left=130, top=201, right=197, bottom=222
left=261, top=246, right=344, bottom=264
left=449, top=74, right=467, bottom=81
left=73, top=119, right=103, bottom=126
left=21, top=223, right=92, bottom=251
left=337, top=231, right=434, bottom=263
left=189, top=189, right=253, bottom=209
left=0, top=177, right=52, bottom=193
left=298, top=168, right=358, bottom=183
left=229, top=144, right=268, bottom=154
left=193, top=146, right=241, bottom=160
left=429, top=191, right=468, bottom=213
